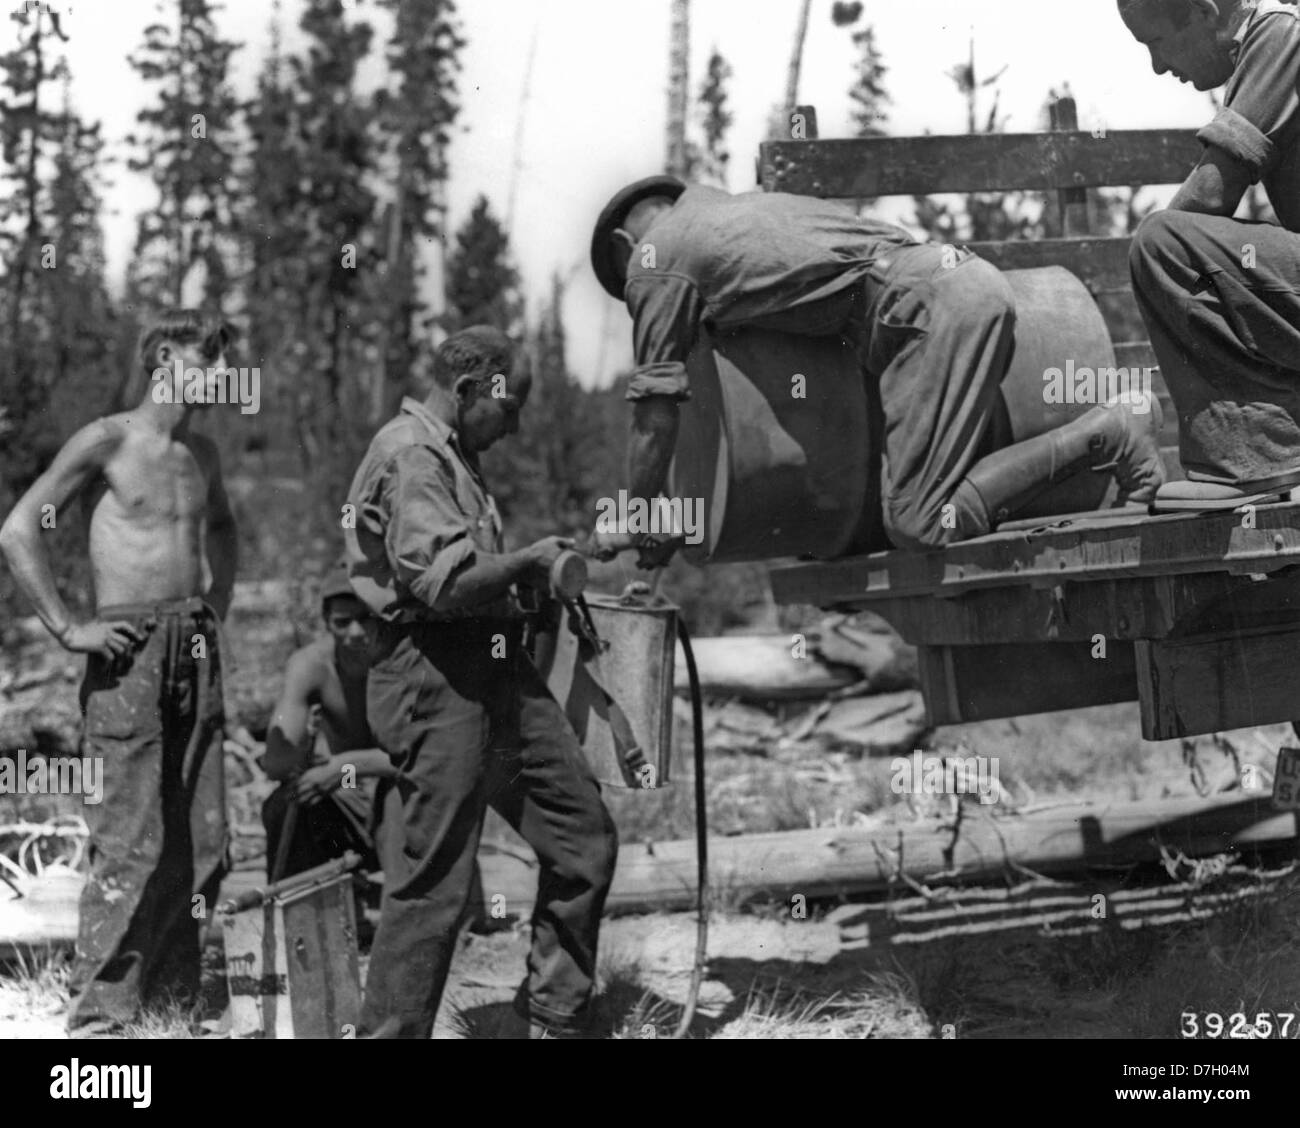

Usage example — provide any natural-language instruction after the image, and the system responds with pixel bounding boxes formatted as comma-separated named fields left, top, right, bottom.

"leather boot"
left=951, top=392, right=1165, bottom=538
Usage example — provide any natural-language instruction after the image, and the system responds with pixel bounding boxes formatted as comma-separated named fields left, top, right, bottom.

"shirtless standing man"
left=0, top=309, right=238, bottom=1035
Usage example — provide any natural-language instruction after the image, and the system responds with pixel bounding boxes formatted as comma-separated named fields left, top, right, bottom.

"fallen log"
left=6, top=793, right=1295, bottom=951
left=473, top=792, right=1299, bottom=914
left=672, top=636, right=859, bottom=700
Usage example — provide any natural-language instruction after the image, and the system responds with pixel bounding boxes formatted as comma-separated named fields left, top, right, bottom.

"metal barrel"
left=669, top=265, right=1117, bottom=564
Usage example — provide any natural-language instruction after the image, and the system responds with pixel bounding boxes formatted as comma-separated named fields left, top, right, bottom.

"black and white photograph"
left=0, top=0, right=1296, bottom=1083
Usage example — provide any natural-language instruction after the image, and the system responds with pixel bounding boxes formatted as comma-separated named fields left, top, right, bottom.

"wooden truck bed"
left=758, top=104, right=1300, bottom=740
left=770, top=501, right=1300, bottom=740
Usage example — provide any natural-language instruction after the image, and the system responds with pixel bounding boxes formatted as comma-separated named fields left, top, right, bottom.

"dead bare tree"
left=665, top=0, right=690, bottom=176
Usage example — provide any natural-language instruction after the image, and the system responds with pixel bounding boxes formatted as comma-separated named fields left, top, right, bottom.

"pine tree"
left=0, top=1, right=69, bottom=370
left=0, top=6, right=113, bottom=615
left=242, top=1, right=305, bottom=452
left=44, top=78, right=115, bottom=412
left=0, top=5, right=113, bottom=466
left=848, top=25, right=890, bottom=138
left=125, top=0, right=242, bottom=311
left=483, top=275, right=622, bottom=546
left=444, top=195, right=522, bottom=334
left=289, top=0, right=379, bottom=488
left=373, top=0, right=464, bottom=420
left=912, top=39, right=1032, bottom=244
left=694, top=48, right=733, bottom=187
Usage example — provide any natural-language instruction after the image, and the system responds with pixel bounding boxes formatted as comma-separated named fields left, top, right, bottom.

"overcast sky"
left=43, top=0, right=1217, bottom=385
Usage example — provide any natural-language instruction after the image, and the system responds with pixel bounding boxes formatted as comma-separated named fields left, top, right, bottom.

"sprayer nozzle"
left=549, top=550, right=589, bottom=600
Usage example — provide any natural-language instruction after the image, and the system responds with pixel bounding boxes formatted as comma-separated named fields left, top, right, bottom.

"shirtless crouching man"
left=261, top=562, right=397, bottom=882
left=0, top=310, right=239, bottom=1035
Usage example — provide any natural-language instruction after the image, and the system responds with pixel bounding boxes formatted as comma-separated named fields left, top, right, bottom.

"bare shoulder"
left=60, top=414, right=130, bottom=466
left=285, top=637, right=333, bottom=694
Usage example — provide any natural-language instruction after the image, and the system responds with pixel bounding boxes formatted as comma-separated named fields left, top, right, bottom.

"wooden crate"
left=217, top=853, right=362, bottom=1039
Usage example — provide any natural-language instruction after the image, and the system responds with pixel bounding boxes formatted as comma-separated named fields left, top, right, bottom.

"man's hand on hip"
left=59, top=619, right=147, bottom=659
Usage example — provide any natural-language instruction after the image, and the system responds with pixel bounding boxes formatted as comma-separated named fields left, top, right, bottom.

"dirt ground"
left=5, top=599, right=1300, bottom=1039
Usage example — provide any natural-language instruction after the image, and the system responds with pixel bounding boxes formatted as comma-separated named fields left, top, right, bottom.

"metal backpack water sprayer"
left=533, top=548, right=708, bottom=1039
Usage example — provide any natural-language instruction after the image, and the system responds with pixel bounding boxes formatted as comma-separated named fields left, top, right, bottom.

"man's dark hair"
left=138, top=309, right=238, bottom=374
left=432, top=325, right=514, bottom=390
left=1117, top=0, right=1193, bottom=25
left=1118, top=0, right=1251, bottom=25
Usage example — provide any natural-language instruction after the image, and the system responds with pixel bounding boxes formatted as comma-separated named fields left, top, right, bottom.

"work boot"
left=951, top=392, right=1165, bottom=537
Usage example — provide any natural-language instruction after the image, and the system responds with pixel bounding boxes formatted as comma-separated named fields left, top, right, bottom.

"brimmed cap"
left=590, top=174, right=687, bottom=300
left=320, top=560, right=357, bottom=608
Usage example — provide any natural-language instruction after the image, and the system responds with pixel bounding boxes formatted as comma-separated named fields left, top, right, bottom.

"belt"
left=97, top=596, right=211, bottom=619
left=385, top=611, right=524, bottom=630
left=384, top=603, right=522, bottom=626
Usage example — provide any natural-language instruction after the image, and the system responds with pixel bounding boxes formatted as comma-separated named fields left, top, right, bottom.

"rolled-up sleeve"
left=1200, top=11, right=1300, bottom=181
left=380, top=446, right=478, bottom=608
left=624, top=272, right=705, bottom=402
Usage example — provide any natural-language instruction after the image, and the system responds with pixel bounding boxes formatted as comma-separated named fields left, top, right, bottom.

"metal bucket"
left=669, top=265, right=1117, bottom=563
left=537, top=594, right=676, bottom=791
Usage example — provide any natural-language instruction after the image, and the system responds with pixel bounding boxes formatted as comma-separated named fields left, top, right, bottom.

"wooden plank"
left=1169, top=566, right=1300, bottom=636
left=1113, top=341, right=1158, bottom=371
left=1050, top=97, right=1089, bottom=238
left=768, top=501, right=1300, bottom=607
left=919, top=641, right=1136, bottom=725
left=760, top=130, right=1201, bottom=198
left=793, top=104, right=819, bottom=140
left=1137, top=622, right=1300, bottom=739
left=865, top=573, right=1239, bottom=647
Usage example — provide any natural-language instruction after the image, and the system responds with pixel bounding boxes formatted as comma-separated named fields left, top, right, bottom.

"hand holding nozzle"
left=588, top=529, right=684, bottom=571
left=523, top=537, right=589, bottom=600
left=548, top=549, right=588, bottom=600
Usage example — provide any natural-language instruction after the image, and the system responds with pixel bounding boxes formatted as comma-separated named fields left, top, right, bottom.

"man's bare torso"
left=84, top=412, right=214, bottom=610
left=301, top=636, right=374, bottom=756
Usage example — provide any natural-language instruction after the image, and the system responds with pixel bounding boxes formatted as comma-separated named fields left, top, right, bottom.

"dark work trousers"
left=261, top=780, right=377, bottom=881
left=858, top=245, right=1018, bottom=550
left=1131, top=210, right=1300, bottom=486
left=67, top=597, right=228, bottom=1031
left=360, top=618, right=618, bottom=1038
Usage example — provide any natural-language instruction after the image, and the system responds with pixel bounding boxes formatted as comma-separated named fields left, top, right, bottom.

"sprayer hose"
left=672, top=619, right=708, bottom=1039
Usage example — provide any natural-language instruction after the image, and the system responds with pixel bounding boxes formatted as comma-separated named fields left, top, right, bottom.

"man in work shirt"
left=345, top=325, right=618, bottom=1039
left=588, top=176, right=1166, bottom=554
left=1122, top=0, right=1300, bottom=508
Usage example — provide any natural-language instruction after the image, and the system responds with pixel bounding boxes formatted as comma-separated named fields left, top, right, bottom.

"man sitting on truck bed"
left=1122, top=0, right=1300, bottom=509
left=588, top=176, right=1165, bottom=554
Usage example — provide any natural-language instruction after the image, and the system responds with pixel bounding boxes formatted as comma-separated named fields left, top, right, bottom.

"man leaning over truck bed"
left=588, top=175, right=1166, bottom=556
